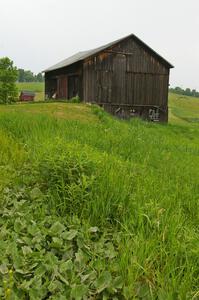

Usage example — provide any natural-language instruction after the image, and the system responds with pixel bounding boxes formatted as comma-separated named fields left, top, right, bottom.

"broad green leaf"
left=19, top=278, right=34, bottom=290
left=70, top=284, right=88, bottom=300
left=30, top=187, right=43, bottom=200
left=16, top=238, right=25, bottom=245
left=89, top=226, right=99, bottom=233
left=27, top=224, right=40, bottom=236
left=112, top=276, right=123, bottom=289
left=29, top=263, right=39, bottom=271
left=48, top=280, right=61, bottom=292
left=51, top=237, right=63, bottom=249
left=14, top=218, right=25, bottom=233
left=49, top=221, right=66, bottom=236
left=29, top=287, right=46, bottom=300
left=15, top=269, right=31, bottom=275
left=75, top=249, right=89, bottom=266
left=62, top=230, right=77, bottom=241
left=81, top=270, right=97, bottom=283
left=0, top=225, right=8, bottom=239
left=57, top=272, right=69, bottom=285
left=59, top=259, right=73, bottom=273
left=0, top=264, right=8, bottom=274
left=35, top=264, right=46, bottom=277
left=135, top=282, right=151, bottom=298
left=22, top=246, right=33, bottom=256
left=11, top=248, right=23, bottom=269
left=45, top=252, right=59, bottom=267
left=50, top=296, right=67, bottom=300
left=94, top=271, right=112, bottom=293
left=22, top=236, right=33, bottom=246
left=105, top=242, right=117, bottom=259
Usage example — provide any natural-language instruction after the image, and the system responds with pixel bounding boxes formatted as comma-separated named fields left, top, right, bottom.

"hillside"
left=16, top=82, right=199, bottom=125
left=0, top=97, right=198, bottom=299
left=169, top=92, right=199, bottom=125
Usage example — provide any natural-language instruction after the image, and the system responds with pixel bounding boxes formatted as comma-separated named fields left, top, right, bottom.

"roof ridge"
left=44, top=34, right=173, bottom=72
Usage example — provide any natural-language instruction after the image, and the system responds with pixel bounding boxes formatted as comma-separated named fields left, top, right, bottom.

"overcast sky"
left=0, top=0, right=198, bottom=89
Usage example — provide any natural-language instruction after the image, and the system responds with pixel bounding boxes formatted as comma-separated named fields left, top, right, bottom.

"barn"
left=44, top=34, right=173, bottom=122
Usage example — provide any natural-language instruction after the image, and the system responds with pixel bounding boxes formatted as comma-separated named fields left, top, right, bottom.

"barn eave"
left=43, top=33, right=174, bottom=73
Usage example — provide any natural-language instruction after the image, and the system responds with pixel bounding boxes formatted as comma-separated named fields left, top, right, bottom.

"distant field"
left=169, top=92, right=199, bottom=125
left=16, top=82, right=44, bottom=101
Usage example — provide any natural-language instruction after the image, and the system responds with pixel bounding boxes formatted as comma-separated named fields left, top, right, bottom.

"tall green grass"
left=0, top=104, right=198, bottom=299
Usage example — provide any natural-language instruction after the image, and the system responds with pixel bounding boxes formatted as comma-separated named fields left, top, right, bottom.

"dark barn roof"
left=44, top=34, right=173, bottom=72
left=20, top=90, right=35, bottom=96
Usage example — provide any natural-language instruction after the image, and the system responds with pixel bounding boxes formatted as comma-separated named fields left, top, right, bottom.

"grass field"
left=0, top=94, right=198, bottom=299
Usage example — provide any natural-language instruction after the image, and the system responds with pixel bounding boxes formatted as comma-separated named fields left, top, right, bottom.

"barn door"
left=96, top=71, right=112, bottom=103
left=68, top=75, right=79, bottom=99
left=112, top=54, right=126, bottom=103
left=57, top=76, right=67, bottom=99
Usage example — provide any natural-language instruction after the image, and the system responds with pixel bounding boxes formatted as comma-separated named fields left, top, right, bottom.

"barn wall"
left=83, top=36, right=170, bottom=121
left=45, top=62, right=83, bottom=99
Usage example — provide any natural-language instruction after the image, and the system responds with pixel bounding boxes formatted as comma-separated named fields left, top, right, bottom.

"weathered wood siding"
left=45, top=35, right=171, bottom=121
left=45, top=62, right=83, bottom=99
left=83, top=36, right=169, bottom=121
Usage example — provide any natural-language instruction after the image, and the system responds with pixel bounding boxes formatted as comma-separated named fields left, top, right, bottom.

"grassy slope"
left=0, top=95, right=198, bottom=299
left=16, top=81, right=199, bottom=124
left=0, top=102, right=97, bottom=123
left=169, top=92, right=199, bottom=125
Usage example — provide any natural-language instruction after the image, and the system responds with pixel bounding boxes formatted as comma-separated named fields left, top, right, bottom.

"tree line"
left=18, top=69, right=44, bottom=82
left=169, top=86, right=199, bottom=98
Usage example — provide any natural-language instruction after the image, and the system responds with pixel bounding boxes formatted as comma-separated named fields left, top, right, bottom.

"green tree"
left=18, top=68, right=25, bottom=82
left=35, top=72, right=44, bottom=82
left=169, top=86, right=199, bottom=98
left=17, top=69, right=44, bottom=83
left=24, top=70, right=34, bottom=82
left=0, top=57, right=18, bottom=103
left=184, top=88, right=191, bottom=96
left=174, top=86, right=183, bottom=94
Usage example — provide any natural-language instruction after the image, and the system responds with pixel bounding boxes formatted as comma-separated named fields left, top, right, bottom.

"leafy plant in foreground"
left=0, top=184, right=124, bottom=299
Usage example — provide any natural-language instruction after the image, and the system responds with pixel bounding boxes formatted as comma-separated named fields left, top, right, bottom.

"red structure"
left=19, top=91, right=35, bottom=102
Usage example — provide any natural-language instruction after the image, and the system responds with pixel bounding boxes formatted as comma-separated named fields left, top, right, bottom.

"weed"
left=68, top=96, right=81, bottom=103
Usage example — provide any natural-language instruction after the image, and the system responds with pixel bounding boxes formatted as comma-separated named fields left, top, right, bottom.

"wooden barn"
left=44, top=34, right=173, bottom=122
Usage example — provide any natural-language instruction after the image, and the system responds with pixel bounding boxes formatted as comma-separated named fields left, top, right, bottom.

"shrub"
left=91, top=104, right=110, bottom=122
left=0, top=57, right=18, bottom=103
left=68, top=96, right=80, bottom=103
